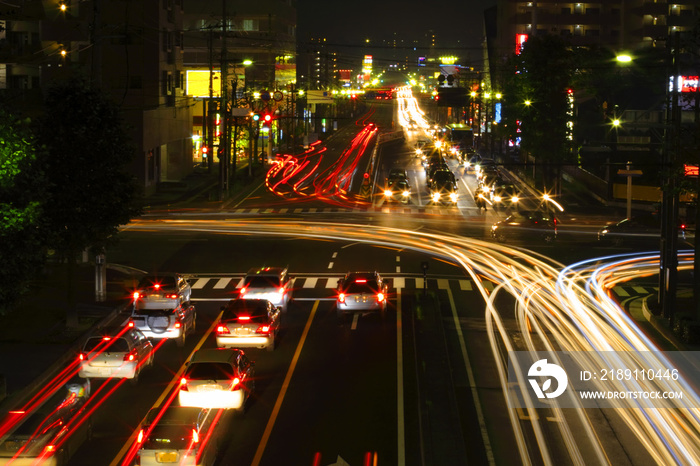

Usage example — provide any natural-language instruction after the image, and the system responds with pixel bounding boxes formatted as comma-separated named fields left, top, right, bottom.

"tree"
left=36, top=80, right=143, bottom=326
left=0, top=107, right=47, bottom=315
left=501, top=35, right=576, bottom=193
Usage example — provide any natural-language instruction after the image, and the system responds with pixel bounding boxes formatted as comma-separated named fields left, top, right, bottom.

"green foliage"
left=36, top=79, right=143, bottom=260
left=0, top=107, right=47, bottom=315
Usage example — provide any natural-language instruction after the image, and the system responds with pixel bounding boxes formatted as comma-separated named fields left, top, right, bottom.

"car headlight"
left=431, top=192, right=441, bottom=202
left=600, top=229, right=608, bottom=234
left=512, top=196, right=519, bottom=203
left=402, top=190, right=411, bottom=197
left=449, top=192, right=458, bottom=202
left=491, top=225, right=498, bottom=231
left=384, top=189, right=393, bottom=197
left=493, top=195, right=502, bottom=203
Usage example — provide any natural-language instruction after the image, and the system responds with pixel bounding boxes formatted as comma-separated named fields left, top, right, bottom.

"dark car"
left=597, top=212, right=687, bottom=247
left=383, top=177, right=412, bottom=203
left=491, top=210, right=558, bottom=243
left=429, top=170, right=458, bottom=204
left=490, top=182, right=522, bottom=210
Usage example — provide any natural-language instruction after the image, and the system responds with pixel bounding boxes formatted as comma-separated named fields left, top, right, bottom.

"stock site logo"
left=528, top=359, right=568, bottom=399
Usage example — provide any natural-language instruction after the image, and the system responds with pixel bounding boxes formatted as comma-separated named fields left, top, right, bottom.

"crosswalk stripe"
left=615, top=287, right=630, bottom=297
left=459, top=280, right=472, bottom=291
left=213, top=278, right=232, bottom=289
left=437, top=279, right=450, bottom=290
left=632, top=286, right=650, bottom=294
left=393, top=277, right=405, bottom=290
left=304, top=277, right=318, bottom=288
left=191, top=278, right=210, bottom=289
left=483, top=281, right=494, bottom=292
left=234, top=278, right=244, bottom=289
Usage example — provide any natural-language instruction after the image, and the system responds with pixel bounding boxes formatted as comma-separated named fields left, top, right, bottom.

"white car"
left=238, top=267, right=292, bottom=311
left=128, top=301, right=196, bottom=347
left=134, top=406, right=227, bottom=466
left=78, top=326, right=154, bottom=383
left=178, top=348, right=255, bottom=411
left=133, top=273, right=192, bottom=310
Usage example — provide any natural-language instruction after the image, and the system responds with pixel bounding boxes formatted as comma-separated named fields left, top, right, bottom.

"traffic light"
left=252, top=113, right=260, bottom=122
left=201, top=146, right=209, bottom=158
left=262, top=112, right=272, bottom=128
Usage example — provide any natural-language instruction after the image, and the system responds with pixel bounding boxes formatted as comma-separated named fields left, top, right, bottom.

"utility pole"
left=219, top=0, right=229, bottom=200
left=207, top=28, right=214, bottom=173
left=659, top=31, right=681, bottom=325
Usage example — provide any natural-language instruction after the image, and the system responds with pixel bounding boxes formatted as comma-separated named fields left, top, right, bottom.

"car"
left=0, top=379, right=92, bottom=466
left=477, top=166, right=500, bottom=187
left=128, top=301, right=196, bottom=347
left=429, top=170, right=458, bottom=204
left=464, top=153, right=482, bottom=172
left=383, top=177, right=411, bottom=203
left=597, top=212, right=687, bottom=247
left=215, top=299, right=281, bottom=352
left=491, top=210, right=558, bottom=243
left=336, top=271, right=388, bottom=317
left=78, top=325, right=154, bottom=383
left=178, top=348, right=255, bottom=411
left=475, top=158, right=498, bottom=180
left=387, top=168, right=408, bottom=182
left=490, top=182, right=522, bottom=210
left=133, top=273, right=192, bottom=310
left=134, top=406, right=226, bottom=466
left=426, top=162, right=449, bottom=187
left=473, top=184, right=490, bottom=210
left=239, top=266, right=293, bottom=311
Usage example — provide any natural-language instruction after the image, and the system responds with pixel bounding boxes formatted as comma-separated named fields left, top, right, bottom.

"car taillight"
left=78, top=353, right=86, bottom=361
left=377, top=292, right=386, bottom=303
left=42, top=445, right=56, bottom=455
left=338, top=293, right=346, bottom=303
left=216, top=325, right=230, bottom=335
left=123, top=351, right=137, bottom=362
left=174, top=321, right=181, bottom=329
left=231, top=377, right=241, bottom=390
left=179, top=377, right=188, bottom=391
left=355, top=279, right=367, bottom=283
left=133, top=291, right=141, bottom=300
left=127, top=321, right=134, bottom=328
left=167, top=294, right=178, bottom=299
left=136, top=429, right=144, bottom=444
left=257, top=325, right=270, bottom=334
left=191, top=428, right=199, bottom=444
left=278, top=287, right=285, bottom=295
left=239, top=287, right=247, bottom=296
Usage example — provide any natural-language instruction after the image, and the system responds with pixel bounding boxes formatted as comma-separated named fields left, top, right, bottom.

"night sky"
left=296, top=0, right=496, bottom=68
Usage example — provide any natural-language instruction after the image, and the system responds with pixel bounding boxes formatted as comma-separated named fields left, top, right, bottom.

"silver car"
left=135, top=406, right=226, bottom=466
left=238, top=267, right=292, bottom=311
left=78, top=326, right=154, bottom=383
left=215, top=299, right=281, bottom=352
left=336, top=271, right=388, bottom=317
left=128, top=301, right=196, bottom=347
left=133, top=273, right=192, bottom=310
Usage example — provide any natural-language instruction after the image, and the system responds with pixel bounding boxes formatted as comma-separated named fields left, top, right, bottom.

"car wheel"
left=495, top=231, right=507, bottom=243
left=191, top=313, right=197, bottom=332
left=176, top=329, right=186, bottom=348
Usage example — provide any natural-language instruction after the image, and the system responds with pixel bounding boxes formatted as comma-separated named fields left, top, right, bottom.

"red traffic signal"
left=263, top=113, right=272, bottom=123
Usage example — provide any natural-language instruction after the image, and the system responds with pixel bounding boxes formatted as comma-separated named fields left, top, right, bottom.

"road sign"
left=617, top=169, right=642, bottom=176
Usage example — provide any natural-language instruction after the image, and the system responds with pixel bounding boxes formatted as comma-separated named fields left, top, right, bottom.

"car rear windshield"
left=83, top=337, right=130, bottom=353
left=222, top=302, right=267, bottom=321
left=143, top=425, right=196, bottom=450
left=138, top=275, right=177, bottom=288
left=345, top=281, right=379, bottom=293
left=186, top=362, right=236, bottom=380
left=244, top=276, right=280, bottom=288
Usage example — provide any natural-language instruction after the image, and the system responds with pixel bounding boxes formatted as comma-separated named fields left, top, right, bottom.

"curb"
left=641, top=295, right=687, bottom=351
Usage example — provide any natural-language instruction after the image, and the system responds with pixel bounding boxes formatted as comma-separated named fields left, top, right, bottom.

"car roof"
left=224, top=299, right=270, bottom=311
left=145, top=406, right=205, bottom=426
left=245, top=266, right=286, bottom=276
left=345, top=271, right=380, bottom=280
left=189, top=347, right=243, bottom=364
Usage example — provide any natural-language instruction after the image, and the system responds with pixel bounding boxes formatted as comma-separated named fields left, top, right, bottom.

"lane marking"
left=397, top=289, right=405, bottom=466
left=191, top=278, right=210, bottom=289
left=328, top=262, right=334, bottom=269
left=304, top=277, right=318, bottom=288
left=459, top=280, right=472, bottom=291
left=445, top=287, right=494, bottom=465
left=351, top=313, right=360, bottom=330
left=252, top=301, right=319, bottom=466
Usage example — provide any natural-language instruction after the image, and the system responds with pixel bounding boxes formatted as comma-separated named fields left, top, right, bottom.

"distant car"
left=239, top=267, right=292, bottom=311
left=133, top=273, right=192, bottom=310
left=178, top=348, right=255, bottom=412
left=597, top=212, right=687, bottom=246
left=336, top=271, right=388, bottom=317
left=215, top=299, right=281, bottom=352
left=474, top=158, right=497, bottom=179
left=478, top=167, right=501, bottom=188
left=491, top=210, right=558, bottom=243
left=464, top=153, right=482, bottom=173
left=426, top=162, right=449, bottom=187
left=0, top=380, right=92, bottom=466
left=490, top=182, right=522, bottom=210
left=429, top=170, right=458, bottom=204
left=387, top=168, right=408, bottom=181
left=128, top=301, right=196, bottom=347
left=78, top=325, right=154, bottom=383
left=383, top=177, right=411, bottom=204
left=134, top=406, right=225, bottom=466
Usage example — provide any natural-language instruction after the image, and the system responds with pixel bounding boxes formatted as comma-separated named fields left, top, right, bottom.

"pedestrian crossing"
left=220, top=206, right=483, bottom=220
left=611, top=285, right=659, bottom=298
left=187, top=275, right=495, bottom=294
